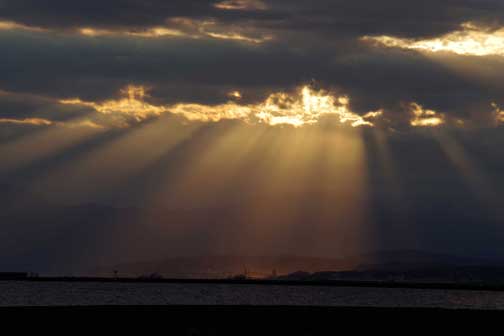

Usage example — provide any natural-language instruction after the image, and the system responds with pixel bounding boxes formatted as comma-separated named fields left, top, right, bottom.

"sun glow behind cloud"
left=0, top=20, right=47, bottom=32
left=60, top=86, right=167, bottom=127
left=60, top=85, right=383, bottom=128
left=363, top=23, right=504, bottom=57
left=79, top=27, right=186, bottom=38
left=409, top=103, right=445, bottom=127
left=203, top=30, right=270, bottom=44
left=492, top=103, right=504, bottom=124
left=214, top=0, right=268, bottom=11
left=228, top=91, right=243, bottom=99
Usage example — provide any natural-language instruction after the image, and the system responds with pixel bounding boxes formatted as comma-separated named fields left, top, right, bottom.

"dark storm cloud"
left=0, top=1, right=503, bottom=127
left=266, top=0, right=504, bottom=38
left=2, top=0, right=504, bottom=38
left=0, top=0, right=285, bottom=36
left=0, top=0, right=220, bottom=29
left=2, top=28, right=504, bottom=128
left=0, top=90, right=91, bottom=121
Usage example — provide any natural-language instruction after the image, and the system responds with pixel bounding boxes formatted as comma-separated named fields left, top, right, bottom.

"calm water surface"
left=1, top=281, right=504, bottom=309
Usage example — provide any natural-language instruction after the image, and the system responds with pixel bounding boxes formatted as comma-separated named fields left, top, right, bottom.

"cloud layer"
left=0, top=0, right=503, bottom=132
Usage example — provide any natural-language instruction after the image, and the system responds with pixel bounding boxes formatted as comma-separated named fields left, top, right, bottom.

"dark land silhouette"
left=87, top=250, right=504, bottom=284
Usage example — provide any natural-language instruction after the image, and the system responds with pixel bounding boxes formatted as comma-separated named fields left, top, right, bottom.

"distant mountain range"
left=353, top=250, right=497, bottom=271
left=91, top=250, right=504, bottom=280
left=92, top=255, right=356, bottom=278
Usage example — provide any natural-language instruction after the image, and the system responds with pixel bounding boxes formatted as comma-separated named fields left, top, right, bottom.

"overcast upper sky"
left=1, top=0, right=504, bottom=272
left=1, top=0, right=504, bottom=125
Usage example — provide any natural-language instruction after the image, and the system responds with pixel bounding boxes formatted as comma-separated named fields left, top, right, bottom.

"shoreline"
left=4, top=277, right=504, bottom=292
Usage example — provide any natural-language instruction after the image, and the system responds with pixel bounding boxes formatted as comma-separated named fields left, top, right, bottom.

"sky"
left=1, top=0, right=504, bottom=273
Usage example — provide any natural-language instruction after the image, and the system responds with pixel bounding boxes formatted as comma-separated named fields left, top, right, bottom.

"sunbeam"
left=28, top=115, right=203, bottom=204
left=0, top=119, right=104, bottom=174
left=433, top=130, right=499, bottom=210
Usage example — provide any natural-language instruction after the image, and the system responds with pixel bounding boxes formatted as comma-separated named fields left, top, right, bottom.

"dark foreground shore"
left=8, top=276, right=504, bottom=292
left=3, top=279, right=504, bottom=309
left=3, top=280, right=503, bottom=333
left=1, top=305, right=502, bottom=335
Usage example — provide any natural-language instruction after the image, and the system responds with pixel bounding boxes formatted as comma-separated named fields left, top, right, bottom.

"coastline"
left=4, top=276, right=504, bottom=293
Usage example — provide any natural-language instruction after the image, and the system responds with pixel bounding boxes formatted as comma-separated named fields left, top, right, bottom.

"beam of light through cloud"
left=409, top=103, right=445, bottom=127
left=229, top=127, right=371, bottom=257
left=144, top=122, right=269, bottom=211
left=368, top=128, right=409, bottom=225
left=363, top=23, right=504, bottom=57
left=28, top=116, right=203, bottom=205
left=59, top=85, right=383, bottom=128
left=433, top=130, right=499, bottom=211
left=0, top=120, right=105, bottom=173
left=141, top=122, right=371, bottom=257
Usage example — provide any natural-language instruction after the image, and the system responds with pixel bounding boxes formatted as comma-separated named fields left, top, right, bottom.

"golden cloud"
left=203, top=30, right=271, bottom=44
left=60, top=86, right=166, bottom=128
left=363, top=23, right=504, bottom=57
left=492, top=102, right=504, bottom=124
left=0, top=20, right=47, bottom=33
left=0, top=18, right=188, bottom=40
left=228, top=91, right=243, bottom=99
left=0, top=117, right=103, bottom=129
left=63, top=120, right=105, bottom=129
left=0, top=16, right=271, bottom=44
left=214, top=0, right=268, bottom=10
left=59, top=85, right=383, bottom=128
left=79, top=27, right=186, bottom=38
left=409, top=103, right=445, bottom=127
left=77, top=18, right=272, bottom=44
left=173, top=86, right=383, bottom=127
left=178, top=18, right=273, bottom=44
left=0, top=117, right=53, bottom=126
